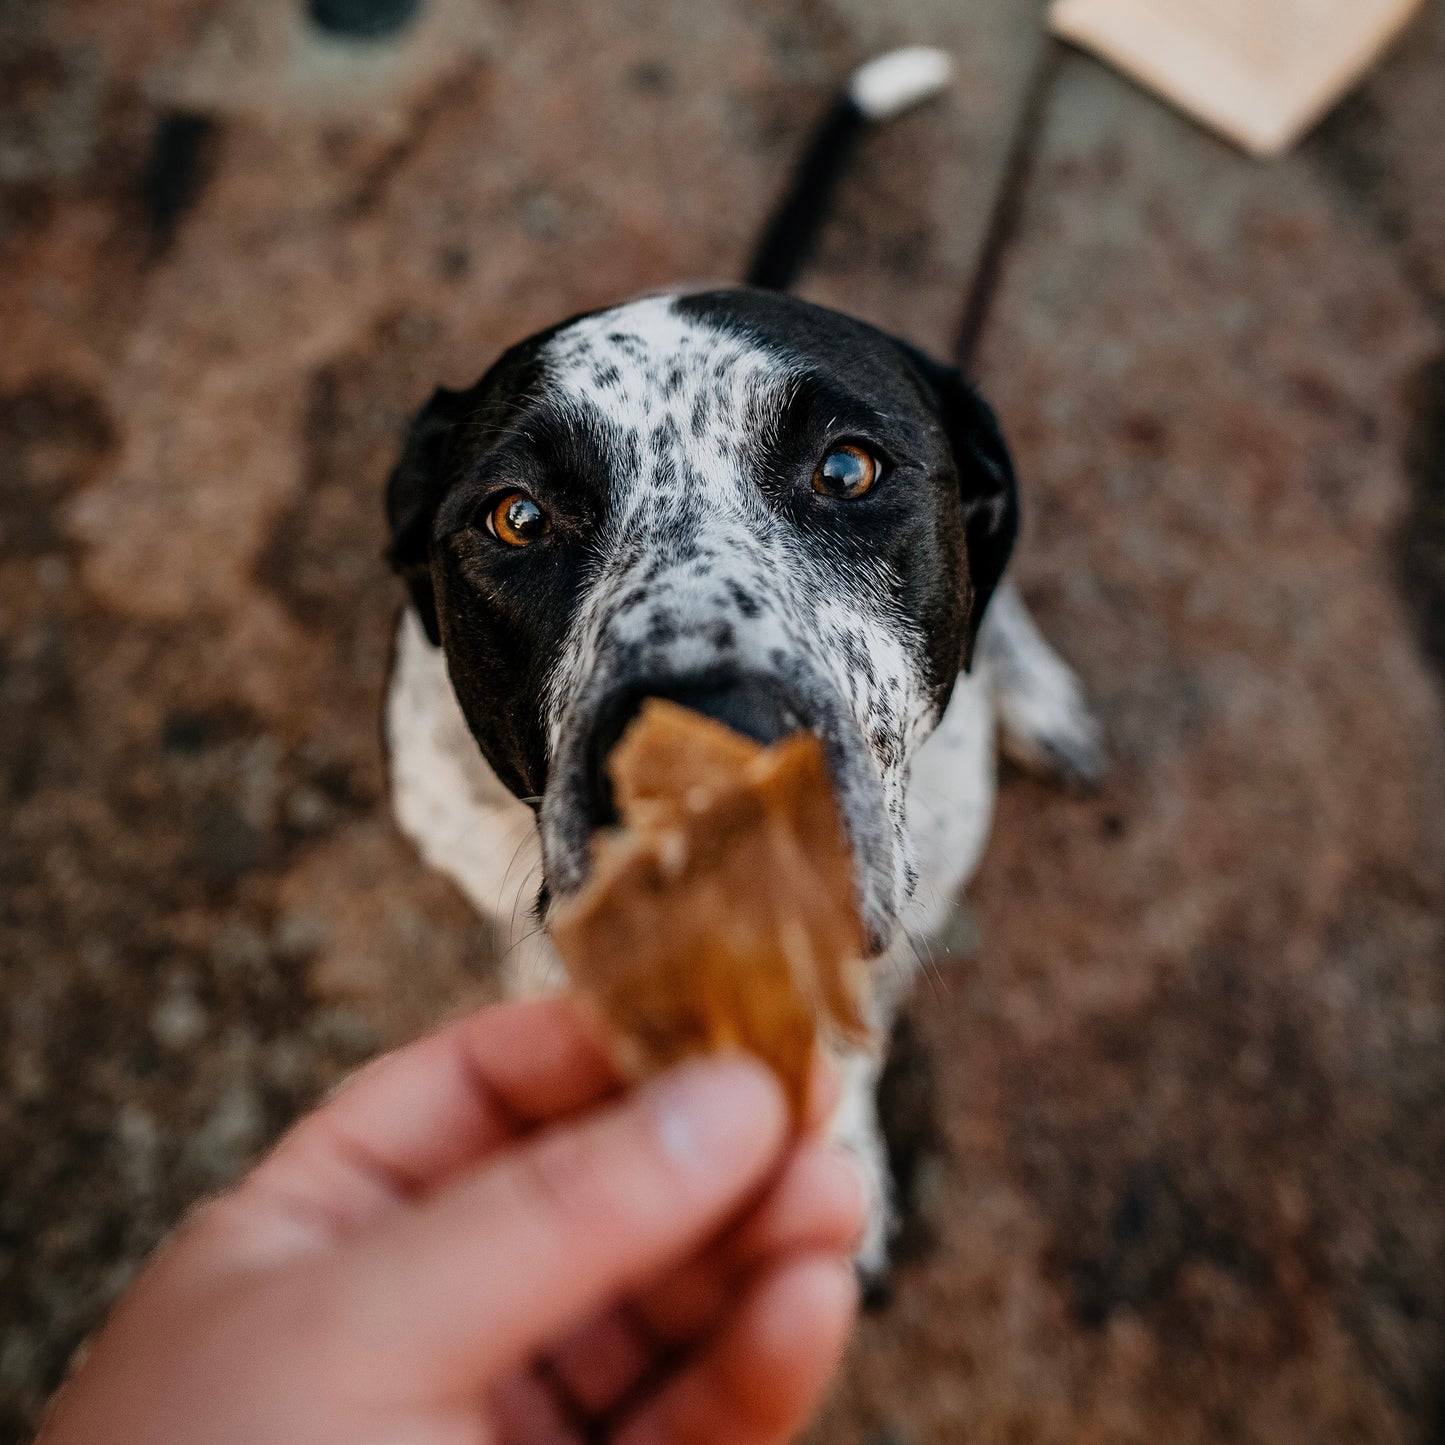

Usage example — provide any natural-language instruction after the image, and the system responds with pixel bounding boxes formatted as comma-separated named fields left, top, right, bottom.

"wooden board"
left=1048, top=0, right=1425, bottom=156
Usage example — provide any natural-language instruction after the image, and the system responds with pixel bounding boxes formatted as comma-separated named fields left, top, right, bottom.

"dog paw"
left=991, top=634, right=1106, bottom=791
left=979, top=581, right=1107, bottom=791
left=1000, top=678, right=1106, bottom=791
left=851, top=1191, right=901, bottom=1310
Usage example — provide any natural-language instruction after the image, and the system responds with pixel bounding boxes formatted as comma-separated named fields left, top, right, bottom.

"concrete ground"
left=3, top=0, right=1444, bottom=1440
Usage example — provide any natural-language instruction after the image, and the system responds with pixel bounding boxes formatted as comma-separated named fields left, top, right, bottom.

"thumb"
left=325, top=1055, right=789, bottom=1394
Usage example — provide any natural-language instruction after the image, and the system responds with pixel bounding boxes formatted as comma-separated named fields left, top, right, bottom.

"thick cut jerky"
left=550, top=699, right=871, bottom=1121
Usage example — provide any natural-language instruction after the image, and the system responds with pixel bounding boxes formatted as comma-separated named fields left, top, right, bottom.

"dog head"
left=386, top=289, right=1016, bottom=953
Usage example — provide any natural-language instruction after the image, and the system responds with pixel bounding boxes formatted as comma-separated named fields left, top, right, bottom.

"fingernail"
left=644, top=1056, right=786, bottom=1173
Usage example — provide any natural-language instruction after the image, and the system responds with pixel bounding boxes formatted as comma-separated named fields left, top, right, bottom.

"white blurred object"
left=847, top=46, right=955, bottom=121
left=1048, top=0, right=1425, bottom=156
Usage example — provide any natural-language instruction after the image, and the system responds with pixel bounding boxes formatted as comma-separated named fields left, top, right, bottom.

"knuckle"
left=512, top=1126, right=635, bottom=1241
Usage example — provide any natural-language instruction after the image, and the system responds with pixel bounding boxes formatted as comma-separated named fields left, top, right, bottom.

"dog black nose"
left=584, top=674, right=806, bottom=828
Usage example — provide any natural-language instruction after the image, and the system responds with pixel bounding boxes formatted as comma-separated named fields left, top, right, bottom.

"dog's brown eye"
left=487, top=492, right=551, bottom=547
left=812, top=444, right=878, bottom=499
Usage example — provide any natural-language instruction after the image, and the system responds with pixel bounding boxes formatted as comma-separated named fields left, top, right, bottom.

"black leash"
left=952, top=37, right=1065, bottom=377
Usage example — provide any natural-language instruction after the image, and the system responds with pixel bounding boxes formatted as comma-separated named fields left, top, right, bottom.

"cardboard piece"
left=1048, top=0, right=1424, bottom=156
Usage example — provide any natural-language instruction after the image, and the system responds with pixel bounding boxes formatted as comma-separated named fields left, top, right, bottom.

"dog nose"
left=583, top=675, right=806, bottom=828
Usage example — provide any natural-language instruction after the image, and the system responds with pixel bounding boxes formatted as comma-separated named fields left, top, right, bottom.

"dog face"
left=387, top=289, right=1016, bottom=952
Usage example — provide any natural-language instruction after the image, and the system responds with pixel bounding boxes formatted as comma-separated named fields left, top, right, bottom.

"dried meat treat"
left=549, top=698, right=872, bottom=1120
left=608, top=702, right=759, bottom=827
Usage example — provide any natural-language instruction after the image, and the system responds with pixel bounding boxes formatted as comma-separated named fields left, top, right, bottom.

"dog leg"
left=830, top=1045, right=895, bottom=1301
left=978, top=579, right=1104, bottom=788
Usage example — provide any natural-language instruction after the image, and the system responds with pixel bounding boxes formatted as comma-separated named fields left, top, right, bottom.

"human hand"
left=36, top=997, right=862, bottom=1445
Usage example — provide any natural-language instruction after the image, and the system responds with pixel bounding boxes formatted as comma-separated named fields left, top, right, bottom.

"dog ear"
left=385, top=386, right=469, bottom=645
left=910, top=356, right=1020, bottom=669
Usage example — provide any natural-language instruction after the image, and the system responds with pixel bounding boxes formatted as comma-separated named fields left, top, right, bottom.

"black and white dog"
left=383, top=49, right=1101, bottom=1277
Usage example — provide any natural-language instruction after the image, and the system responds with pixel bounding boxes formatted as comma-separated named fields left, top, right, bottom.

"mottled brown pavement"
left=3, top=1, right=1444, bottom=1441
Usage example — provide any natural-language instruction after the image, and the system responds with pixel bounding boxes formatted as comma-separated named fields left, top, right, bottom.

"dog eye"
left=812, top=444, right=878, bottom=499
left=486, top=492, right=551, bottom=547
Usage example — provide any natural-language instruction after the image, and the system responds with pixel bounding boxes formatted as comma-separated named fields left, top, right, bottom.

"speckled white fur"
left=534, top=298, right=938, bottom=955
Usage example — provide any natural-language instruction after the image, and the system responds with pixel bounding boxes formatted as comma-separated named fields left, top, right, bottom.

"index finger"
left=243, top=997, right=622, bottom=1241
